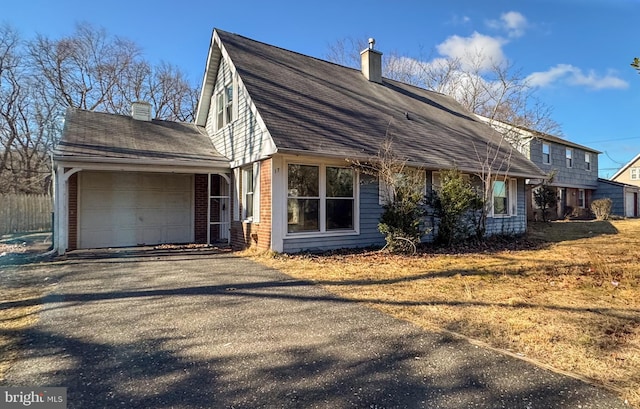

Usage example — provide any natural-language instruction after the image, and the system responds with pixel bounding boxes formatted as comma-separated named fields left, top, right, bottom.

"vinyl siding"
left=485, top=178, right=527, bottom=235
left=206, top=57, right=271, bottom=165
left=282, top=175, right=384, bottom=253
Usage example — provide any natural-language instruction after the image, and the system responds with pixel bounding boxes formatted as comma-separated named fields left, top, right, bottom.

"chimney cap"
left=368, top=38, right=375, bottom=50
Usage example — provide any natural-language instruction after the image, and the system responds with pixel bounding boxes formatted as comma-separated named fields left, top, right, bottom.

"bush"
left=426, top=169, right=483, bottom=246
left=591, top=198, right=612, bottom=220
left=378, top=172, right=428, bottom=253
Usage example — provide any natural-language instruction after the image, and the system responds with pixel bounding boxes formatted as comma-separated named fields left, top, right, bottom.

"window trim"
left=215, top=74, right=237, bottom=131
left=542, top=143, right=551, bottom=165
left=566, top=148, right=573, bottom=168
left=379, top=169, right=427, bottom=206
left=491, top=178, right=518, bottom=218
left=241, top=163, right=260, bottom=223
left=286, top=162, right=359, bottom=237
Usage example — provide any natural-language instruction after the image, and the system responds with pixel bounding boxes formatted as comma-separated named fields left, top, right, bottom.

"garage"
left=78, top=171, right=193, bottom=249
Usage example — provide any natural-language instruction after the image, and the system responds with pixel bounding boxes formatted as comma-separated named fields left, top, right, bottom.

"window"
left=566, top=148, right=573, bottom=168
left=215, top=80, right=235, bottom=131
left=379, top=170, right=427, bottom=205
left=243, top=166, right=254, bottom=220
left=631, top=168, right=639, bottom=180
left=287, top=164, right=355, bottom=234
left=326, top=167, right=354, bottom=230
left=578, top=189, right=585, bottom=208
left=492, top=179, right=517, bottom=217
left=542, top=143, right=550, bottom=164
left=215, top=92, right=224, bottom=131
left=225, top=84, right=234, bottom=124
left=584, top=152, right=591, bottom=171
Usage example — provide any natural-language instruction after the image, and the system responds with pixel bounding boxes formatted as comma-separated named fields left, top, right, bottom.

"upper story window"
left=491, top=178, right=518, bottom=217
left=566, top=148, right=573, bottom=168
left=542, top=143, right=551, bottom=164
left=631, top=167, right=639, bottom=180
left=585, top=152, right=591, bottom=171
left=287, top=164, right=355, bottom=234
left=215, top=80, right=235, bottom=131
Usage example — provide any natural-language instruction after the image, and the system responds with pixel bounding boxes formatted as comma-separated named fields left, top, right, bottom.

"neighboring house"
left=476, top=116, right=600, bottom=220
left=53, top=29, right=545, bottom=255
left=594, top=178, right=639, bottom=218
left=611, top=153, right=640, bottom=188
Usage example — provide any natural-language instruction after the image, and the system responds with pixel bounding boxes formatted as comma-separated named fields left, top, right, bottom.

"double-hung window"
left=585, top=152, right=591, bottom=171
left=287, top=164, right=355, bottom=233
left=215, top=80, right=235, bottom=131
left=542, top=143, right=551, bottom=164
left=492, top=179, right=518, bottom=217
left=566, top=148, right=573, bottom=168
left=631, top=168, right=639, bottom=180
left=243, top=166, right=254, bottom=220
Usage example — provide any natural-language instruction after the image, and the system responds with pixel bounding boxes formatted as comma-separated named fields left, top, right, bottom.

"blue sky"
left=4, top=0, right=639, bottom=177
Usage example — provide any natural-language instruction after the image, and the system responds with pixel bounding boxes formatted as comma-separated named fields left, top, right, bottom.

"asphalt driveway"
left=4, top=248, right=629, bottom=408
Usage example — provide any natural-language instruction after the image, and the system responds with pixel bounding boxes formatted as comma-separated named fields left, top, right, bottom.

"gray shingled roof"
left=55, top=108, right=228, bottom=167
left=217, top=29, right=545, bottom=178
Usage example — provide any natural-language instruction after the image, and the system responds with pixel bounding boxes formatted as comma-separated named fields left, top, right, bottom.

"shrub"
left=591, top=198, right=612, bottom=220
left=426, top=169, right=483, bottom=246
left=378, top=172, right=428, bottom=253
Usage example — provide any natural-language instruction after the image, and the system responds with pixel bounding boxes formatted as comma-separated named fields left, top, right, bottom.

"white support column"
left=54, top=166, right=81, bottom=255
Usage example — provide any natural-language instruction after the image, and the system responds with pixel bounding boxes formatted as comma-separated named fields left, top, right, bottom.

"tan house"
left=52, top=29, right=546, bottom=254
left=611, top=153, right=640, bottom=187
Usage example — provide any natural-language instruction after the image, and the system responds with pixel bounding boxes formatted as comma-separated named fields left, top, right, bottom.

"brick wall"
left=194, top=174, right=208, bottom=244
left=68, top=172, right=78, bottom=250
left=230, top=159, right=272, bottom=251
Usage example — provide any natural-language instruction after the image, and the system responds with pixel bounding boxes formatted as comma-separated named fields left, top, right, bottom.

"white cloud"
left=487, top=11, right=528, bottom=38
left=436, top=32, right=506, bottom=71
left=526, top=64, right=629, bottom=90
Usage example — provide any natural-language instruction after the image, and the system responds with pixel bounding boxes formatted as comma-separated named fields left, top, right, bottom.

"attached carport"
left=53, top=105, right=230, bottom=254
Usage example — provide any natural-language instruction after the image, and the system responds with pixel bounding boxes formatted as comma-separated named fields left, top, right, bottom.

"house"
left=611, top=153, right=640, bottom=188
left=476, top=116, right=600, bottom=220
left=594, top=178, right=639, bottom=218
left=53, top=29, right=545, bottom=255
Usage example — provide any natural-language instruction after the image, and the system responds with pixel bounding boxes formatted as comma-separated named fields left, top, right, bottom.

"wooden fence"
left=0, top=194, right=53, bottom=235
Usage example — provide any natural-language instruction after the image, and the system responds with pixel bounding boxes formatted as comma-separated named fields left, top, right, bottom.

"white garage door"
left=79, top=172, right=193, bottom=249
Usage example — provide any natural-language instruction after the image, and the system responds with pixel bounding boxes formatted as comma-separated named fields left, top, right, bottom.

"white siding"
left=206, top=57, right=274, bottom=167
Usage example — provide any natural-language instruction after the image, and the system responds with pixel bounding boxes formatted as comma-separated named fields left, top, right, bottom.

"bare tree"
left=1, top=23, right=199, bottom=194
left=28, top=23, right=198, bottom=121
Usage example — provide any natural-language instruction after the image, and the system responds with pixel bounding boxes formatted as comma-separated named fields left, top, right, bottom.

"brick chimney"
left=131, top=101, right=152, bottom=121
left=360, top=38, right=382, bottom=83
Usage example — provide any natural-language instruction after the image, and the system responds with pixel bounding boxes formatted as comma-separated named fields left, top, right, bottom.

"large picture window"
left=287, top=164, right=355, bottom=234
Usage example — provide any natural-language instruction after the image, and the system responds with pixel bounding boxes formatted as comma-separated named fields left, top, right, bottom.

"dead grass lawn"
left=249, top=219, right=640, bottom=407
left=0, top=286, right=40, bottom=382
